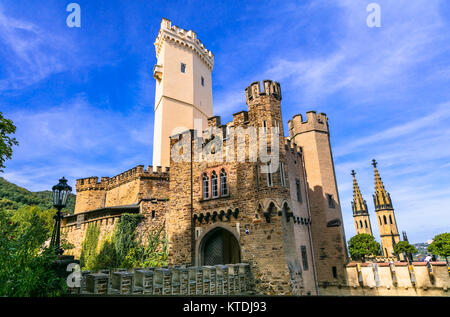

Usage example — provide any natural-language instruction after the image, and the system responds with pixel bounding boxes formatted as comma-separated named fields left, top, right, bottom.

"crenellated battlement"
left=76, top=165, right=170, bottom=192
left=154, top=18, right=214, bottom=70
left=245, top=80, right=282, bottom=104
left=288, top=111, right=328, bottom=138
left=284, top=138, right=302, bottom=156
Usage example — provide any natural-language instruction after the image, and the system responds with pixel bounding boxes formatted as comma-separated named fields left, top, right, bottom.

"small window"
left=295, top=179, right=302, bottom=202
left=327, top=194, right=335, bottom=208
left=359, top=220, right=363, bottom=228
left=301, top=246, right=309, bottom=271
left=201, top=76, right=205, bottom=86
left=280, top=163, right=286, bottom=187
left=365, top=220, right=368, bottom=228
left=220, top=169, right=228, bottom=196
left=202, top=173, right=209, bottom=199
left=332, top=266, right=337, bottom=279
left=211, top=171, right=219, bottom=198
left=389, top=215, right=393, bottom=224
left=181, top=63, right=186, bottom=73
left=267, top=164, right=273, bottom=187
left=383, top=215, right=387, bottom=225
left=152, top=210, right=156, bottom=219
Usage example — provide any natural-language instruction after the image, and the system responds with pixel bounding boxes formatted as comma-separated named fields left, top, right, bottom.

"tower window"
left=211, top=171, right=219, bottom=198
left=389, top=215, right=393, bottom=224
left=295, top=179, right=302, bottom=202
left=327, top=194, right=335, bottom=208
left=201, top=76, right=205, bottom=86
left=280, top=163, right=286, bottom=187
left=267, top=164, right=273, bottom=187
left=220, top=169, right=228, bottom=196
left=332, top=266, right=337, bottom=279
left=202, top=173, right=209, bottom=199
left=180, top=63, right=186, bottom=73
left=152, top=210, right=156, bottom=219
left=301, top=246, right=309, bottom=271
left=359, top=220, right=363, bottom=228
left=383, top=215, right=387, bottom=225
left=365, top=220, right=368, bottom=228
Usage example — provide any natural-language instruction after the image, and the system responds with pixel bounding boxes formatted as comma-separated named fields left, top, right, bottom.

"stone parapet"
left=78, top=264, right=253, bottom=296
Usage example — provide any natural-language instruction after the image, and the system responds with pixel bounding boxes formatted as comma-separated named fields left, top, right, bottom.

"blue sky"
left=1, top=0, right=449, bottom=244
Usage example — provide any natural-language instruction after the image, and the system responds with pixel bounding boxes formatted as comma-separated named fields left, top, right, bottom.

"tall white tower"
left=152, top=18, right=214, bottom=168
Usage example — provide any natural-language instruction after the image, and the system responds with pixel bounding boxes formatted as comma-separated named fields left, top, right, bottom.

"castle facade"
left=61, top=18, right=349, bottom=295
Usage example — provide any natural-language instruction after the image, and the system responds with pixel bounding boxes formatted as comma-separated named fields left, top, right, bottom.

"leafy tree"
left=428, top=233, right=450, bottom=264
left=0, top=208, right=66, bottom=296
left=348, top=234, right=381, bottom=262
left=0, top=112, right=18, bottom=172
left=394, top=241, right=417, bottom=263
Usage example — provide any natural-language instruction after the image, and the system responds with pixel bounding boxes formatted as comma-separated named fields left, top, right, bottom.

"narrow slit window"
left=181, top=63, right=186, bottom=73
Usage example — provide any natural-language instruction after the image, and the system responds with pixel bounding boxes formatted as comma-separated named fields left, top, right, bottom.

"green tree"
left=394, top=241, right=417, bottom=263
left=0, top=112, right=19, bottom=172
left=348, top=234, right=381, bottom=262
left=428, top=233, right=450, bottom=264
left=0, top=208, right=65, bottom=296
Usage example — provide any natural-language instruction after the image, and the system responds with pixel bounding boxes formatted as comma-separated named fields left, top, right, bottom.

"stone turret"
left=351, top=170, right=373, bottom=236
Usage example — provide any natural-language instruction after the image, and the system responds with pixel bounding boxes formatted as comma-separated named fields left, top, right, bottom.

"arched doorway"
left=200, top=227, right=241, bottom=265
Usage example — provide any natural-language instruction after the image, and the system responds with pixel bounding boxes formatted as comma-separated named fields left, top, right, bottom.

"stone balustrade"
left=74, top=263, right=253, bottom=296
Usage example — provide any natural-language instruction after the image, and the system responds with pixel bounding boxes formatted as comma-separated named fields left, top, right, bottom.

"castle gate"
left=199, top=227, right=241, bottom=265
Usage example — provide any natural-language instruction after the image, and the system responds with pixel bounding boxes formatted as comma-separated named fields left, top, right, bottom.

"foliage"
left=394, top=241, right=418, bottom=256
left=0, top=111, right=18, bottom=172
left=79, top=214, right=168, bottom=271
left=0, top=208, right=66, bottom=296
left=79, top=223, right=101, bottom=269
left=348, top=234, right=381, bottom=261
left=0, top=177, right=75, bottom=213
left=428, top=233, right=450, bottom=261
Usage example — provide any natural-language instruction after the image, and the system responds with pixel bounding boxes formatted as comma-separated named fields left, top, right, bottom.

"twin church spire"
left=351, top=160, right=401, bottom=258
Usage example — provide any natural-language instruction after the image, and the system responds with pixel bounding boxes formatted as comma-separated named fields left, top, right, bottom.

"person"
left=424, top=254, right=432, bottom=263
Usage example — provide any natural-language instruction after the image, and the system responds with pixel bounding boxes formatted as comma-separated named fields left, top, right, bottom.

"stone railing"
left=70, top=264, right=253, bottom=296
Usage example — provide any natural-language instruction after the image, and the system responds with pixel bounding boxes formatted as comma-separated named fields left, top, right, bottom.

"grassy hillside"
left=0, top=177, right=75, bottom=213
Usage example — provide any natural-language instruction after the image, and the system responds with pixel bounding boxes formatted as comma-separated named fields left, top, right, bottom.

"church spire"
left=351, top=170, right=368, bottom=215
left=372, top=159, right=393, bottom=210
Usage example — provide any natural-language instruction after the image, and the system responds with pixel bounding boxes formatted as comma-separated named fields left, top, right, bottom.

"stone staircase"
left=70, top=263, right=255, bottom=296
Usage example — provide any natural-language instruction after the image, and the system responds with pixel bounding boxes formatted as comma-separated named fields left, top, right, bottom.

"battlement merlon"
left=154, top=18, right=214, bottom=71
left=288, top=111, right=329, bottom=138
left=76, top=165, right=170, bottom=192
left=284, top=138, right=302, bottom=156
left=245, top=80, right=282, bottom=105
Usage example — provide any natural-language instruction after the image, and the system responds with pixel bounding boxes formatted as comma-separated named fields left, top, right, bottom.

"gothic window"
left=383, top=215, right=387, bottom=225
left=211, top=171, right=219, bottom=198
left=365, top=220, right=368, bottom=228
left=181, top=62, right=186, bottom=73
left=280, top=162, right=286, bottom=187
left=220, top=169, right=228, bottom=196
left=359, top=220, right=363, bottom=228
left=296, top=179, right=302, bottom=202
left=379, top=216, right=382, bottom=225
left=202, top=173, right=209, bottom=199
left=355, top=221, right=358, bottom=229
left=389, top=215, right=393, bottom=224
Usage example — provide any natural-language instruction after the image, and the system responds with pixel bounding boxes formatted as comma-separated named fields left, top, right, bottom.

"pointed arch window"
left=202, top=173, right=209, bottom=199
left=211, top=171, right=219, bottom=198
left=389, top=215, right=393, bottom=224
left=383, top=215, right=387, bottom=225
left=359, top=220, right=363, bottom=228
left=365, top=220, right=368, bottom=228
left=220, top=169, right=228, bottom=196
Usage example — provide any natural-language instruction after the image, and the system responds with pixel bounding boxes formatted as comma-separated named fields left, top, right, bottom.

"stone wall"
left=319, top=262, right=450, bottom=296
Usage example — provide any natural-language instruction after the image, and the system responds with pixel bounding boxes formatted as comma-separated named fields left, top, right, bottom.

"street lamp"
left=50, top=177, right=72, bottom=255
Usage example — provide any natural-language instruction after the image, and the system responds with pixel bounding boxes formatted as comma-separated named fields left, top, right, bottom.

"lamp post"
left=50, top=177, right=72, bottom=255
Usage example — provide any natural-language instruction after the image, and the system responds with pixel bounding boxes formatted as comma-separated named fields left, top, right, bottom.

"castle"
left=62, top=18, right=449, bottom=296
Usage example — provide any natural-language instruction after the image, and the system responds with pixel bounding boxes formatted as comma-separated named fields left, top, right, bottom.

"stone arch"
left=195, top=223, right=241, bottom=266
